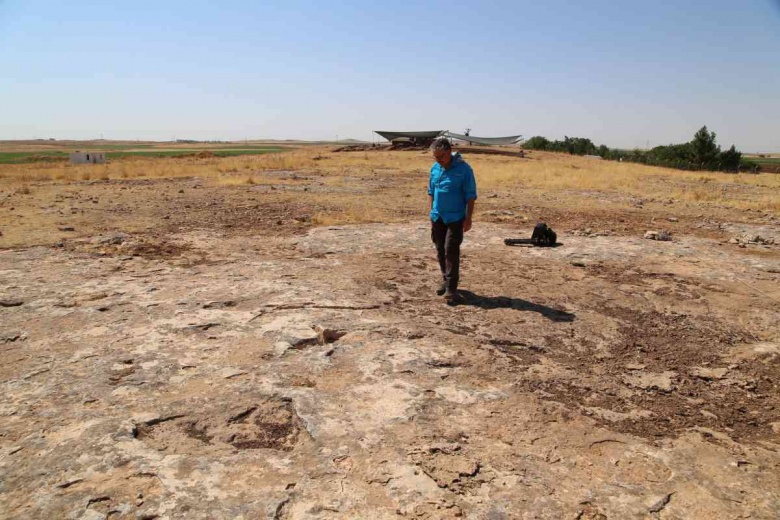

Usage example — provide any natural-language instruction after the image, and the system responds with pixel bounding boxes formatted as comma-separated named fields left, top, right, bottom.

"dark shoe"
left=436, top=282, right=447, bottom=296
left=443, top=288, right=459, bottom=304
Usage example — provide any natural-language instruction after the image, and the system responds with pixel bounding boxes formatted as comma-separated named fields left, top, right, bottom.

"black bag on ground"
left=531, top=222, right=557, bottom=246
left=504, top=223, right=558, bottom=247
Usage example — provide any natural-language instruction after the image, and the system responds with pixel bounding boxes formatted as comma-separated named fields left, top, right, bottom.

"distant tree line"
left=523, top=126, right=760, bottom=173
left=175, top=139, right=230, bottom=144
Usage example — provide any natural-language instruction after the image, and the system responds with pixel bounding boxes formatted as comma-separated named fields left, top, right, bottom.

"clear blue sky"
left=2, top=0, right=779, bottom=151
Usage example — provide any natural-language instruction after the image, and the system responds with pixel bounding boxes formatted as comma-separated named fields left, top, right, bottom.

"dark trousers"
left=431, top=218, right=464, bottom=291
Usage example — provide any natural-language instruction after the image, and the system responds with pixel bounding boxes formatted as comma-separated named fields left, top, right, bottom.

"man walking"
left=428, top=137, right=477, bottom=303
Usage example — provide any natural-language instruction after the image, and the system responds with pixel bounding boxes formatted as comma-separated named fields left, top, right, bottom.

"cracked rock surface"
left=1, top=222, right=779, bottom=519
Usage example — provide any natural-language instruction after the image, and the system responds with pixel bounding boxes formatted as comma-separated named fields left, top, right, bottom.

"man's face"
left=433, top=148, right=452, bottom=169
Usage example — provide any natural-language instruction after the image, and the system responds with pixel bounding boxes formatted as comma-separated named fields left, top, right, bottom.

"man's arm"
left=428, top=168, right=435, bottom=225
left=428, top=168, right=435, bottom=213
left=464, top=199, right=475, bottom=232
left=463, top=166, right=477, bottom=232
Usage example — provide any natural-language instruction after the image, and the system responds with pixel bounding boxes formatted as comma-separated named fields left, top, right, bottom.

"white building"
left=69, top=152, right=106, bottom=164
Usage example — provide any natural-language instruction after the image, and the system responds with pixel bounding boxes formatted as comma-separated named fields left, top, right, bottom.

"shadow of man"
left=454, top=290, right=575, bottom=322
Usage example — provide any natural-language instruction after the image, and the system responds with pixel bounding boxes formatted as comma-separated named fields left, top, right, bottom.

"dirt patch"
left=60, top=233, right=194, bottom=260
left=120, top=238, right=191, bottom=259
left=135, top=396, right=303, bottom=453
left=410, top=443, right=484, bottom=495
left=516, top=306, right=778, bottom=441
left=598, top=305, right=748, bottom=370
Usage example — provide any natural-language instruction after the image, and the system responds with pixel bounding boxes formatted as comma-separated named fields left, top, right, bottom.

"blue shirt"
left=428, top=152, right=478, bottom=224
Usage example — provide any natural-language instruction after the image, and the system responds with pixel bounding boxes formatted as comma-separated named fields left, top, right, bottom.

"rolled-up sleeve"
left=428, top=168, right=435, bottom=196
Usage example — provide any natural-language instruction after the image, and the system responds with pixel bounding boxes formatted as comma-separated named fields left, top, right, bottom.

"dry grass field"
left=1, top=145, right=779, bottom=518
left=1, top=147, right=778, bottom=248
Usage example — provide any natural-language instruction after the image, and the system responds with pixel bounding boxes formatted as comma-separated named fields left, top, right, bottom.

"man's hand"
left=464, top=217, right=472, bottom=232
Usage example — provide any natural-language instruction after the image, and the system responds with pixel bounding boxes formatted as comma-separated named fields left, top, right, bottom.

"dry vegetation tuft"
left=312, top=206, right=394, bottom=226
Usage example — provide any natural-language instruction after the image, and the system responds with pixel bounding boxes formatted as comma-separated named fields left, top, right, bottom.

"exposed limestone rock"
left=1, top=223, right=779, bottom=518
left=691, top=366, right=729, bottom=381
left=621, top=371, right=677, bottom=392
left=644, top=230, right=672, bottom=241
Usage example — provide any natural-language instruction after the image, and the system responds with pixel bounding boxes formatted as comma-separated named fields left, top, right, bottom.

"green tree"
left=719, top=145, right=741, bottom=172
left=648, top=143, right=691, bottom=167
left=524, top=136, right=550, bottom=150
left=690, top=126, right=720, bottom=168
left=564, top=137, right=596, bottom=155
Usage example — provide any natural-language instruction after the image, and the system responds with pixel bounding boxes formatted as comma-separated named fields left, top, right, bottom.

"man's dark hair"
left=431, top=137, right=452, bottom=152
